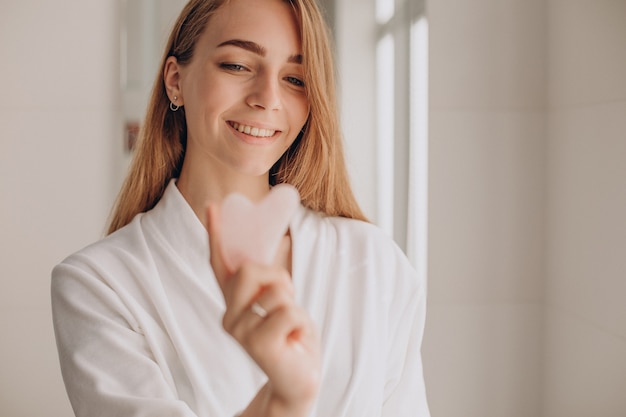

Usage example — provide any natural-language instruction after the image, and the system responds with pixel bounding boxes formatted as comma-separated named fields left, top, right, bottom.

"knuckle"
left=230, top=322, right=247, bottom=344
left=265, top=284, right=291, bottom=304
left=276, top=268, right=292, bottom=286
left=234, top=265, right=254, bottom=287
left=276, top=304, right=299, bottom=323
left=241, top=330, right=259, bottom=348
left=221, top=312, right=235, bottom=334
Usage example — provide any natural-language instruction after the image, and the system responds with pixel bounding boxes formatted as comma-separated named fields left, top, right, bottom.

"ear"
left=164, top=56, right=184, bottom=105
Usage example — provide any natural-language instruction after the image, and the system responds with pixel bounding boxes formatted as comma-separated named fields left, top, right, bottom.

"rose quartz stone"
left=220, top=184, right=300, bottom=271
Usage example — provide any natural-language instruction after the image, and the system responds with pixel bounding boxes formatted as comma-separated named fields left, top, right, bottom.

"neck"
left=176, top=159, right=272, bottom=229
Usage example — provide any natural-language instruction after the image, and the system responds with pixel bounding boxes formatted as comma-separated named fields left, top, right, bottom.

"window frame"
left=375, top=0, right=428, bottom=269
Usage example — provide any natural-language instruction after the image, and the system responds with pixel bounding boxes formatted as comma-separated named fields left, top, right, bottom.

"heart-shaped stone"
left=219, top=183, right=301, bottom=271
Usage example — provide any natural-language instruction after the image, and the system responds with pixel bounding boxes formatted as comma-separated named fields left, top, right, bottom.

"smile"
left=229, top=122, right=277, bottom=138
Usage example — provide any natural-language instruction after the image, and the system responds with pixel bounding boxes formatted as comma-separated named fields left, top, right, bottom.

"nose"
left=246, top=72, right=282, bottom=111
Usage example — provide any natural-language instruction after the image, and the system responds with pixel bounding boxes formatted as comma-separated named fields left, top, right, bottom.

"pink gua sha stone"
left=219, top=184, right=300, bottom=272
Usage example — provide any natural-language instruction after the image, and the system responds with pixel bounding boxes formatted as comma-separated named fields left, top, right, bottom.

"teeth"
left=231, top=122, right=275, bottom=138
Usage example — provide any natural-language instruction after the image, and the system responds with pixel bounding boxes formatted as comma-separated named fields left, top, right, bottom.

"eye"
left=220, top=63, right=248, bottom=72
left=285, top=76, right=305, bottom=88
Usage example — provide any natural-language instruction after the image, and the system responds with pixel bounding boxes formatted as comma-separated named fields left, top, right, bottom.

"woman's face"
left=173, top=0, right=309, bottom=178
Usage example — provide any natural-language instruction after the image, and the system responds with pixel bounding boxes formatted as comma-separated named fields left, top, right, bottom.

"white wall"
left=423, top=0, right=547, bottom=416
left=543, top=1, right=626, bottom=416
left=0, top=1, right=123, bottom=415
left=419, top=0, right=626, bottom=416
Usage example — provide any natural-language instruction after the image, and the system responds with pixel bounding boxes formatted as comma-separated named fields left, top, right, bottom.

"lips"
left=229, top=121, right=277, bottom=138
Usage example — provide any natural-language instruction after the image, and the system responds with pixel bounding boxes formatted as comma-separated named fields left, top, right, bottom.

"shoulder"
left=63, top=213, right=146, bottom=262
left=51, top=213, right=151, bottom=289
left=296, top=207, right=417, bottom=285
left=299, top=206, right=403, bottom=257
left=49, top=215, right=158, bottom=339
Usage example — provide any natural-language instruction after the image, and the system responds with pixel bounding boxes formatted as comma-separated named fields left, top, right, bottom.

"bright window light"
left=376, top=0, right=395, bottom=23
left=376, top=34, right=395, bottom=236
left=408, top=17, right=429, bottom=274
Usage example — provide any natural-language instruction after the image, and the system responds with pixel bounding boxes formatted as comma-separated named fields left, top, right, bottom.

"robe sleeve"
left=381, top=260, right=431, bottom=417
left=51, top=260, right=199, bottom=417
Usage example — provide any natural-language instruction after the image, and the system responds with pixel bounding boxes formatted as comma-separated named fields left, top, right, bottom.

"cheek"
left=185, top=70, right=230, bottom=111
left=187, top=86, right=228, bottom=128
left=289, top=95, right=310, bottom=127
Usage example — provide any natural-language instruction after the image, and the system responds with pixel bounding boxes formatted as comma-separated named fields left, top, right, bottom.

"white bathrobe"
left=51, top=180, right=430, bottom=417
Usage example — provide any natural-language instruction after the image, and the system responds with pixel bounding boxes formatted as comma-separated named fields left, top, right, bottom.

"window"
left=375, top=0, right=428, bottom=271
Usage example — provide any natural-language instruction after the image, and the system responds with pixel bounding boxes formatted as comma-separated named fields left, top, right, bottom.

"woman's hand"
left=206, top=205, right=321, bottom=416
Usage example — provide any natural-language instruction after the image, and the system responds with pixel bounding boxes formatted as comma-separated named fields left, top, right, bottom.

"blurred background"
left=1, top=0, right=625, bottom=416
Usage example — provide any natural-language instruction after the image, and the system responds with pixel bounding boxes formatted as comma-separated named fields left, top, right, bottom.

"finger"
left=222, top=264, right=293, bottom=330
left=271, top=234, right=292, bottom=271
left=253, top=283, right=295, bottom=317
left=246, top=305, right=313, bottom=364
left=227, top=282, right=295, bottom=343
left=206, top=204, right=230, bottom=290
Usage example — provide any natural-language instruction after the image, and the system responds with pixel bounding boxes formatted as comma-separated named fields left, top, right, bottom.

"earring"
left=170, top=96, right=180, bottom=112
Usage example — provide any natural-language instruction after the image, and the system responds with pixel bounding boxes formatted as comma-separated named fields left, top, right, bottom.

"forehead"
left=202, top=0, right=302, bottom=56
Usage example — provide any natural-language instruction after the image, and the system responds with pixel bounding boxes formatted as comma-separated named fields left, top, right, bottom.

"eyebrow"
left=217, top=39, right=303, bottom=64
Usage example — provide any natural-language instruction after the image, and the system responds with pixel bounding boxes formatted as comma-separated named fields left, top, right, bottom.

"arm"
left=52, top=261, right=198, bottom=417
left=53, top=206, right=320, bottom=417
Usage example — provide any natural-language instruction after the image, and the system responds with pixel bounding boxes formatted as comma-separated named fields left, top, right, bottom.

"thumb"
left=206, top=203, right=231, bottom=291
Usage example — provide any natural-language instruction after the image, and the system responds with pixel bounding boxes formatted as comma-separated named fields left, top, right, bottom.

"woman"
left=51, top=0, right=430, bottom=416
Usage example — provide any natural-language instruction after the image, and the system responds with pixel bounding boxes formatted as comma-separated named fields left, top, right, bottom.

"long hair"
left=107, top=0, right=367, bottom=234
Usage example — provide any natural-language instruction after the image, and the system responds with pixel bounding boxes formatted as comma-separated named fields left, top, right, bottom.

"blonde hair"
left=107, top=0, right=367, bottom=234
